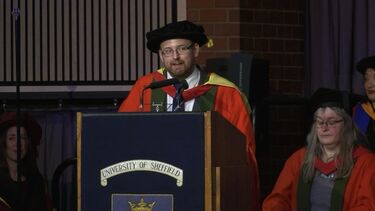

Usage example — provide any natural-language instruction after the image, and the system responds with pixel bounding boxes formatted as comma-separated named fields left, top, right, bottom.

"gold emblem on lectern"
left=128, top=198, right=156, bottom=211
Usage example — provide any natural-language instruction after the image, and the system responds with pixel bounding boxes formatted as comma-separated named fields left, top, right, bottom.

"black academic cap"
left=310, top=88, right=364, bottom=114
left=356, top=55, right=375, bottom=74
left=146, top=20, right=209, bottom=53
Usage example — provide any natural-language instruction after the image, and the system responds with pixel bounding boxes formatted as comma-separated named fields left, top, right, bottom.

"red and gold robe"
left=119, top=68, right=260, bottom=210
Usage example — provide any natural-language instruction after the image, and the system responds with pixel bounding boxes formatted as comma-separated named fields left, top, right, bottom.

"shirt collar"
left=166, top=66, right=200, bottom=90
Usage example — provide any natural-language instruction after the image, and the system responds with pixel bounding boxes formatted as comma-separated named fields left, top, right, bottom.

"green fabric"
left=192, top=70, right=216, bottom=111
left=330, top=176, right=349, bottom=211
left=151, top=87, right=167, bottom=112
left=193, top=86, right=217, bottom=111
left=150, top=70, right=218, bottom=112
left=297, top=170, right=311, bottom=211
left=150, top=86, right=217, bottom=112
left=151, top=71, right=168, bottom=112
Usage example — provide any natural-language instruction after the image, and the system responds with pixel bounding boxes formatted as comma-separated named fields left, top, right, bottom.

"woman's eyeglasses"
left=160, top=43, right=194, bottom=57
left=315, top=118, right=343, bottom=128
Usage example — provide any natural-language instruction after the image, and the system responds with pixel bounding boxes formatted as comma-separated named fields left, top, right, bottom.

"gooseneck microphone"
left=145, top=78, right=180, bottom=89
left=139, top=78, right=187, bottom=111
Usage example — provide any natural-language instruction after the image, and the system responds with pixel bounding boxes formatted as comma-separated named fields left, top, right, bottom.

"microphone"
left=140, top=78, right=187, bottom=111
left=145, top=78, right=180, bottom=89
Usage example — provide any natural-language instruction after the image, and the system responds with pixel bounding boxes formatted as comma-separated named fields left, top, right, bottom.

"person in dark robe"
left=0, top=112, right=52, bottom=211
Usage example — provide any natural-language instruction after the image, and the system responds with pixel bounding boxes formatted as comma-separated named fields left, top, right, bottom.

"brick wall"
left=187, top=0, right=307, bottom=202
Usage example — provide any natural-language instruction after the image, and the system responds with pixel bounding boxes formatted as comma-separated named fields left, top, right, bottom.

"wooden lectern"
left=77, top=112, right=257, bottom=211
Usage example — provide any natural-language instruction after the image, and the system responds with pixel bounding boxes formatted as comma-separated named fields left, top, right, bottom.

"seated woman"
left=263, top=88, right=375, bottom=210
left=353, top=55, right=375, bottom=151
left=0, top=112, right=52, bottom=211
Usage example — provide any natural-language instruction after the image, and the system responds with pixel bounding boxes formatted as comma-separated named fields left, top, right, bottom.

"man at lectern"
left=118, top=20, right=260, bottom=209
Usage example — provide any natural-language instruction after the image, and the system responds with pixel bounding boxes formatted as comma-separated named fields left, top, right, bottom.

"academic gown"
left=119, top=68, right=260, bottom=210
left=262, top=146, right=375, bottom=211
left=353, top=102, right=375, bottom=150
left=0, top=167, right=52, bottom=211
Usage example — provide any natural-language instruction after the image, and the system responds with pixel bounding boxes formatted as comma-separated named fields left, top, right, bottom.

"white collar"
left=166, top=66, right=200, bottom=90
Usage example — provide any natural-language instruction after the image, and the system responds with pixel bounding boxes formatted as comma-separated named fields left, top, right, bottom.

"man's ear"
left=159, top=50, right=165, bottom=63
left=193, top=43, right=200, bottom=57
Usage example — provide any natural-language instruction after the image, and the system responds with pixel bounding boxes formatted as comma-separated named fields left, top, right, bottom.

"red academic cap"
left=0, top=112, right=42, bottom=146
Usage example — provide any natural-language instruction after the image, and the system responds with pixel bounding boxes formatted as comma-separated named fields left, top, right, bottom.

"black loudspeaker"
left=205, top=53, right=269, bottom=107
left=227, top=54, right=254, bottom=102
left=205, top=53, right=269, bottom=151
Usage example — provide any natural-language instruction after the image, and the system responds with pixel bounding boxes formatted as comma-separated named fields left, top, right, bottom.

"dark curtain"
left=30, top=108, right=116, bottom=210
left=33, top=111, right=77, bottom=211
left=305, top=0, right=375, bottom=96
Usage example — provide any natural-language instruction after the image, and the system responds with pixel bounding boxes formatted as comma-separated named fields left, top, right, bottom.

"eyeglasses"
left=315, top=118, right=343, bottom=128
left=160, top=43, right=194, bottom=57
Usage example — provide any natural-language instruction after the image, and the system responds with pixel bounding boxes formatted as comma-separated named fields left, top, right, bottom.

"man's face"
left=159, top=39, right=199, bottom=80
left=364, top=68, right=375, bottom=103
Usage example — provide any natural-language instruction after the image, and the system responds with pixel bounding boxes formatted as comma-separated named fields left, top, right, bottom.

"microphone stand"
left=141, top=78, right=182, bottom=112
left=12, top=5, right=22, bottom=186
left=139, top=87, right=146, bottom=111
